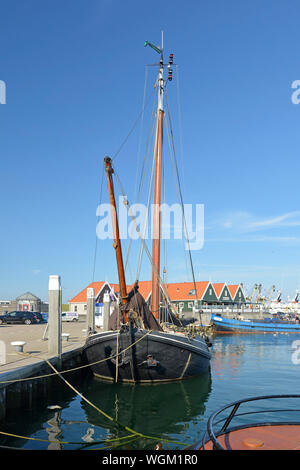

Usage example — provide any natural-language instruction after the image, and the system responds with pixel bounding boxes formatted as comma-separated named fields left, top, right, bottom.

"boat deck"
left=195, top=395, right=300, bottom=451
left=202, top=425, right=300, bottom=450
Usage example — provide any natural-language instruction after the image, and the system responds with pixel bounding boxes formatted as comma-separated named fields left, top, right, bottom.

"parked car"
left=30, top=312, right=44, bottom=323
left=61, top=312, right=79, bottom=322
left=0, top=311, right=40, bottom=325
left=41, top=312, right=48, bottom=322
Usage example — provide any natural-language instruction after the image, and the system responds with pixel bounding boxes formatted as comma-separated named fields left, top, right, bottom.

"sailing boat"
left=83, top=36, right=211, bottom=383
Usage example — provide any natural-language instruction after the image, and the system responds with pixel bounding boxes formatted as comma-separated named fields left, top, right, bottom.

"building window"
left=188, top=289, right=196, bottom=296
left=74, top=306, right=77, bottom=312
left=84, top=305, right=87, bottom=311
left=209, top=288, right=212, bottom=295
left=188, top=302, right=193, bottom=309
left=179, top=302, right=184, bottom=308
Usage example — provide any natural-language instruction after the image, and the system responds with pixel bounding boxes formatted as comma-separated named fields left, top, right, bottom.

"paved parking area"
left=0, top=320, right=99, bottom=371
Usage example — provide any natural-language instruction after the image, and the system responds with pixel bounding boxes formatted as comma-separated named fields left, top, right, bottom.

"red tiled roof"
left=166, top=281, right=210, bottom=301
left=69, top=280, right=242, bottom=303
left=212, top=283, right=226, bottom=298
left=69, top=280, right=152, bottom=303
left=69, top=281, right=120, bottom=303
left=228, top=284, right=239, bottom=299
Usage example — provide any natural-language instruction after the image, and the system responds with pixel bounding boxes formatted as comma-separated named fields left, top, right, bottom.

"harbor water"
left=1, top=332, right=300, bottom=450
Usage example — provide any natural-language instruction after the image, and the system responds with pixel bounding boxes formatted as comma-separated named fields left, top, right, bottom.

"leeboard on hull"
left=83, top=327, right=211, bottom=383
left=211, top=314, right=300, bottom=333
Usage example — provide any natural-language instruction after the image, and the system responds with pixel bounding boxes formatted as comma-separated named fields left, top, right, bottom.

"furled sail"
left=108, top=282, right=163, bottom=331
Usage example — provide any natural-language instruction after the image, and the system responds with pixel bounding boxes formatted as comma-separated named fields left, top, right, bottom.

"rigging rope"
left=164, top=86, right=203, bottom=326
left=92, top=65, right=207, bottom=329
left=0, top=350, right=187, bottom=450
left=135, top=113, right=157, bottom=280
left=111, top=86, right=156, bottom=163
left=0, top=329, right=153, bottom=384
left=175, top=65, right=186, bottom=198
left=171, top=74, right=190, bottom=283
left=124, top=86, right=158, bottom=275
left=112, top=169, right=185, bottom=328
left=93, top=79, right=155, bottom=288
left=133, top=65, right=149, bottom=203
left=92, top=163, right=104, bottom=283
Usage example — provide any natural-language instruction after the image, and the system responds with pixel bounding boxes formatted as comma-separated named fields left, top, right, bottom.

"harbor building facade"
left=69, top=280, right=246, bottom=315
left=166, top=282, right=245, bottom=314
left=69, top=281, right=120, bottom=316
left=0, top=292, right=48, bottom=315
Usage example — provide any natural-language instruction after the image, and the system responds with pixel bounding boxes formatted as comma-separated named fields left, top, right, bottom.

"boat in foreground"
left=211, top=313, right=300, bottom=333
left=189, top=394, right=300, bottom=450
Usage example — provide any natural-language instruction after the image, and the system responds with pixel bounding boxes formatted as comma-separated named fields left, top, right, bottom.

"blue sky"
left=1, top=0, right=300, bottom=303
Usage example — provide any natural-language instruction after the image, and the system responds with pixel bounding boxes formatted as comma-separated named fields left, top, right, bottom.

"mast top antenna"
left=144, top=40, right=162, bottom=55
left=144, top=31, right=163, bottom=54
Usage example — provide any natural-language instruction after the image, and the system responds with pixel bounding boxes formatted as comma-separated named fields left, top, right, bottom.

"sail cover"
left=108, top=283, right=163, bottom=331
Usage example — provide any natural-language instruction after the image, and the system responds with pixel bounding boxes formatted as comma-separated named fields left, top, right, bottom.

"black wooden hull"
left=83, top=328, right=211, bottom=383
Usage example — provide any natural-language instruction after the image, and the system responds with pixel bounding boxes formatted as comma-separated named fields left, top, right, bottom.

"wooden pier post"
left=48, top=275, right=62, bottom=363
left=103, top=292, right=110, bottom=331
left=86, top=287, right=95, bottom=335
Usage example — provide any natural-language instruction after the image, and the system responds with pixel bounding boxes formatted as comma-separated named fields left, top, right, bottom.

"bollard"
left=11, top=341, right=26, bottom=353
left=103, top=292, right=110, bottom=331
left=48, top=275, right=62, bottom=361
left=86, top=288, right=95, bottom=336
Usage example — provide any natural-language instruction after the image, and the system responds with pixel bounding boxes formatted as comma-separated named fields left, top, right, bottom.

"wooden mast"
left=104, top=156, right=128, bottom=306
left=151, top=34, right=164, bottom=320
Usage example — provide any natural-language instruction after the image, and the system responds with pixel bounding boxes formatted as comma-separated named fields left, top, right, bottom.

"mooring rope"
left=0, top=321, right=212, bottom=386
left=0, top=328, right=154, bottom=384
left=0, top=429, right=128, bottom=447
left=0, top=348, right=188, bottom=450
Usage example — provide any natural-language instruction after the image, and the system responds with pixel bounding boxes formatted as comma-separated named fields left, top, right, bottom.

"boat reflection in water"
left=0, top=371, right=211, bottom=450
left=80, top=372, right=212, bottom=449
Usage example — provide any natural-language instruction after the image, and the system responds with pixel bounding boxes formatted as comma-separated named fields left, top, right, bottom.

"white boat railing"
left=193, top=304, right=263, bottom=315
